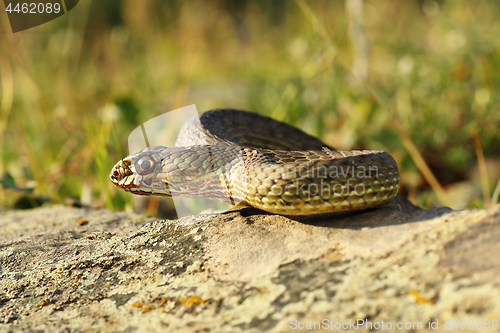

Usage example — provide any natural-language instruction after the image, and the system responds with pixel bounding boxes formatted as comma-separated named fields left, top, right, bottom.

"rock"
left=1, top=197, right=499, bottom=332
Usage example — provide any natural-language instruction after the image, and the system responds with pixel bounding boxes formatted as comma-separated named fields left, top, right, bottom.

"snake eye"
left=136, top=156, right=155, bottom=175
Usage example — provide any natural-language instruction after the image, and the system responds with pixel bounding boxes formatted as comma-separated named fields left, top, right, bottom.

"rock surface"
left=1, top=196, right=500, bottom=332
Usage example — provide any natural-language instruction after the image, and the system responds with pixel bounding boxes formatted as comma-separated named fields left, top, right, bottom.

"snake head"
left=110, top=145, right=223, bottom=198
left=110, top=144, right=240, bottom=201
left=110, top=146, right=173, bottom=196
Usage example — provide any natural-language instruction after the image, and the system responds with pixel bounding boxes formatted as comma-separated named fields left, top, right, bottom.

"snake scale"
left=110, top=109, right=400, bottom=215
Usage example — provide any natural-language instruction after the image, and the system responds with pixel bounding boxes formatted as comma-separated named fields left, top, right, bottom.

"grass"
left=0, top=0, right=499, bottom=217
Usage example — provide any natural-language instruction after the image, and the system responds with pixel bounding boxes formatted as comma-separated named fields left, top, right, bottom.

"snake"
left=110, top=109, right=400, bottom=215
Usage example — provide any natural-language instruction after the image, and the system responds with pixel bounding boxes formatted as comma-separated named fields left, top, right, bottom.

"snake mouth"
left=109, top=159, right=134, bottom=187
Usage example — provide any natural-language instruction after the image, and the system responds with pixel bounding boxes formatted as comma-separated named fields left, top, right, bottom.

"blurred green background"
left=0, top=0, right=499, bottom=217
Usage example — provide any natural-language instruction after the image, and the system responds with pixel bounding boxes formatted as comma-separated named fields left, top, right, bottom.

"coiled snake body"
left=110, top=109, right=400, bottom=215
